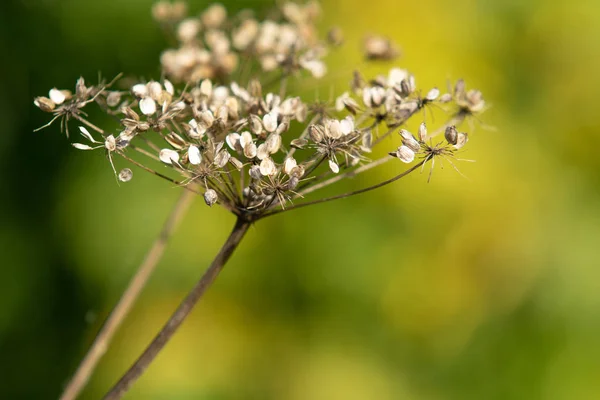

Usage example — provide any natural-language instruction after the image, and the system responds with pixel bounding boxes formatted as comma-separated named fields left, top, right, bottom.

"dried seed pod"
left=165, top=132, right=186, bottom=149
left=118, top=168, right=133, bottom=182
left=290, top=138, right=308, bottom=149
left=188, top=145, right=202, bottom=165
left=444, top=126, right=458, bottom=145
left=309, top=125, right=324, bottom=143
left=328, top=159, right=340, bottom=173
left=259, top=157, right=277, bottom=176
left=418, top=122, right=427, bottom=142
left=159, top=148, right=180, bottom=164
left=400, top=129, right=420, bottom=153
left=34, top=97, right=56, bottom=112
left=204, top=189, right=218, bottom=206
left=454, top=132, right=468, bottom=149
left=214, top=149, right=231, bottom=168
left=249, top=165, right=262, bottom=180
left=229, top=156, right=243, bottom=170
left=396, top=145, right=415, bottom=163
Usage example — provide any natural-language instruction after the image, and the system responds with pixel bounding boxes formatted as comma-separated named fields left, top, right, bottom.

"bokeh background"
left=2, top=0, right=600, bottom=399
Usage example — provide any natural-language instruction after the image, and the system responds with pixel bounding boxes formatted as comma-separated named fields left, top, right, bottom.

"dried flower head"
left=34, top=1, right=486, bottom=220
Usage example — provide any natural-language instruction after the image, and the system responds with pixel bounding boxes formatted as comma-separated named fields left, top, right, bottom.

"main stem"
left=59, top=189, right=195, bottom=400
left=102, top=217, right=252, bottom=400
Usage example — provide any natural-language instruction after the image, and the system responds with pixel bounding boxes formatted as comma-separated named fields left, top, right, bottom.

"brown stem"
left=59, top=190, right=196, bottom=400
left=102, top=217, right=252, bottom=400
left=262, top=160, right=426, bottom=218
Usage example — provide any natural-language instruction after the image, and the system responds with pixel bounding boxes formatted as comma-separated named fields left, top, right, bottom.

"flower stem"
left=59, top=189, right=196, bottom=400
left=102, top=217, right=252, bottom=400
left=263, top=160, right=426, bottom=218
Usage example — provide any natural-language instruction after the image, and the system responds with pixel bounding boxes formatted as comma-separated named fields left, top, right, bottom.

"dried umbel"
left=34, top=2, right=487, bottom=400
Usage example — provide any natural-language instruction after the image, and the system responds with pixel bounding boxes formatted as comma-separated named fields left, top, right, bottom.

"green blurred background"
left=2, top=0, right=600, bottom=399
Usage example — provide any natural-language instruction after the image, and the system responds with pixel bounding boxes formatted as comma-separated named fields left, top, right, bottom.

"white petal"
left=328, top=159, right=340, bottom=173
left=139, top=97, right=157, bottom=115
left=72, top=143, right=94, bottom=150
left=78, top=126, right=95, bottom=142
left=49, top=88, right=66, bottom=105
left=188, top=145, right=202, bottom=165
left=159, top=149, right=180, bottom=164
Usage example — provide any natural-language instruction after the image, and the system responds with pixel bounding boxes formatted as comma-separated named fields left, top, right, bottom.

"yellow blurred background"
left=1, top=0, right=599, bottom=399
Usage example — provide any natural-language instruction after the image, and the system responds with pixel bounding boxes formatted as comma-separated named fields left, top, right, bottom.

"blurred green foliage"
left=1, top=0, right=600, bottom=399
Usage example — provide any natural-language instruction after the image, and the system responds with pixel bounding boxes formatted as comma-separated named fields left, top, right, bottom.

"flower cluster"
left=34, top=1, right=486, bottom=220
left=155, top=1, right=327, bottom=82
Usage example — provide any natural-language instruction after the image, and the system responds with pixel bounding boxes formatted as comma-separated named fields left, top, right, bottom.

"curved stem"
left=59, top=190, right=196, bottom=400
left=262, top=160, right=426, bottom=218
left=102, top=218, right=252, bottom=400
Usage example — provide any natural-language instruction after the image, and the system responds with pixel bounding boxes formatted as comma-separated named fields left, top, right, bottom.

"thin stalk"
left=102, top=217, right=252, bottom=400
left=59, top=190, right=196, bottom=400
left=298, top=155, right=393, bottom=198
left=263, top=160, right=426, bottom=218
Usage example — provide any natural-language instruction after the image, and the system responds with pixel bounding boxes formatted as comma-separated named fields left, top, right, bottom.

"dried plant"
left=34, top=2, right=486, bottom=399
